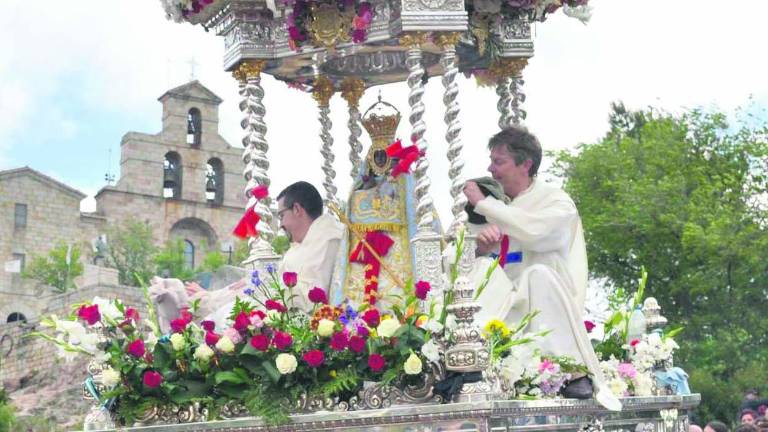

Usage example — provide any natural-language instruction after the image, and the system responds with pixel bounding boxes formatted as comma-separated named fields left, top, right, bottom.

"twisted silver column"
left=404, top=36, right=435, bottom=233
left=496, top=77, right=512, bottom=130
left=437, top=34, right=468, bottom=235
left=509, top=76, right=527, bottom=125
left=318, top=104, right=338, bottom=205
left=347, top=104, right=363, bottom=180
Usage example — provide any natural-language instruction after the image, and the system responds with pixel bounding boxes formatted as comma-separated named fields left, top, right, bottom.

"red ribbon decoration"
left=386, top=139, right=423, bottom=178
left=350, top=231, right=394, bottom=306
left=233, top=206, right=260, bottom=239
left=498, top=235, right=510, bottom=268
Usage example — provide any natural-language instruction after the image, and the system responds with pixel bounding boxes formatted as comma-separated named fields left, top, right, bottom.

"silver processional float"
left=78, top=0, right=699, bottom=429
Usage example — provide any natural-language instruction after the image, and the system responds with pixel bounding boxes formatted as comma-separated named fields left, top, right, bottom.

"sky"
left=2, top=0, right=768, bottom=223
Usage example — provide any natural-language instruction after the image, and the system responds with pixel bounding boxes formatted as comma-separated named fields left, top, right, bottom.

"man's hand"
left=463, top=181, right=485, bottom=206
left=476, top=224, right=502, bottom=255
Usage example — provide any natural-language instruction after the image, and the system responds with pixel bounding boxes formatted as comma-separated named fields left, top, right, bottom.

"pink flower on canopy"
left=303, top=350, right=325, bottom=367
left=330, top=331, right=349, bottom=351
left=143, top=370, right=163, bottom=388
left=77, top=304, right=101, bottom=325
left=205, top=331, right=220, bottom=346
left=538, top=358, right=557, bottom=374
left=201, top=320, right=215, bottom=332
left=349, top=335, right=366, bottom=353
left=308, top=287, right=329, bottom=304
left=233, top=311, right=251, bottom=332
left=126, top=339, right=146, bottom=358
left=124, top=308, right=140, bottom=323
left=584, top=320, right=596, bottom=333
left=223, top=327, right=243, bottom=345
left=272, top=331, right=293, bottom=350
left=362, top=308, right=380, bottom=328
left=250, top=334, right=270, bottom=352
left=266, top=299, right=287, bottom=313
left=282, top=272, right=298, bottom=287
left=617, top=362, right=637, bottom=379
left=367, top=353, right=385, bottom=372
left=414, top=280, right=431, bottom=300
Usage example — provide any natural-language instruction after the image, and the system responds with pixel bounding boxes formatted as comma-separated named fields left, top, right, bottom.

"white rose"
left=377, top=318, right=401, bottom=338
left=403, top=353, right=423, bottom=375
left=101, top=368, right=121, bottom=388
left=275, top=353, right=298, bottom=374
left=194, top=344, right=215, bottom=362
left=215, top=336, right=235, bottom=354
left=317, top=319, right=335, bottom=337
left=170, top=333, right=186, bottom=351
left=420, top=339, right=440, bottom=363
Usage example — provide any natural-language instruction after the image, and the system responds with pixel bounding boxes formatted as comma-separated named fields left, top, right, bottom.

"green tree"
left=104, top=219, right=157, bottom=286
left=22, top=242, right=84, bottom=293
left=552, top=103, right=768, bottom=423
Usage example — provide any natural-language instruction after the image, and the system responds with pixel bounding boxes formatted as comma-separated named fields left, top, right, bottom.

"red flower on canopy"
left=349, top=335, right=366, bottom=353
left=250, top=185, right=269, bottom=200
left=250, top=334, right=270, bottom=352
left=584, top=320, right=596, bottom=333
left=414, top=280, right=431, bottom=300
left=77, top=304, right=101, bottom=326
left=362, top=308, right=380, bottom=328
left=303, top=350, right=325, bottom=367
left=266, top=299, right=287, bottom=313
left=272, top=331, right=293, bottom=350
left=368, top=353, right=385, bottom=372
left=143, top=370, right=163, bottom=388
left=308, top=287, right=328, bottom=304
left=282, top=272, right=298, bottom=287
left=126, top=339, right=146, bottom=358
left=233, top=206, right=260, bottom=239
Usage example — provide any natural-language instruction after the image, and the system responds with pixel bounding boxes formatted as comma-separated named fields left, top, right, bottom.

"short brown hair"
left=488, top=126, right=542, bottom=177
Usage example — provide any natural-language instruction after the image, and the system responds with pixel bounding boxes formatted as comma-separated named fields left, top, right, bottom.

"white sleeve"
left=474, top=196, right=577, bottom=252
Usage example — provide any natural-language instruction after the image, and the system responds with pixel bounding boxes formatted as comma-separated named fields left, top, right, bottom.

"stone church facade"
left=0, top=81, right=246, bottom=323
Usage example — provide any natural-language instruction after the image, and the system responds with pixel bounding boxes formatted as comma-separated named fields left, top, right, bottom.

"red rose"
left=330, top=331, right=349, bottom=351
left=201, top=320, right=215, bottom=332
left=368, top=353, right=385, bottom=372
left=282, top=272, right=298, bottom=287
left=265, top=299, right=287, bottom=313
left=251, top=185, right=269, bottom=199
left=414, top=280, right=431, bottom=300
left=205, top=331, right=220, bottom=346
left=250, top=334, right=270, bottom=352
left=126, top=339, right=146, bottom=358
left=143, top=370, right=163, bottom=388
left=272, top=331, right=293, bottom=350
left=124, top=307, right=140, bottom=322
left=349, top=335, right=366, bottom=353
left=584, top=320, right=596, bottom=333
left=308, top=287, right=328, bottom=304
left=303, top=350, right=325, bottom=367
left=170, top=318, right=188, bottom=334
left=77, top=304, right=101, bottom=325
left=630, top=338, right=641, bottom=347
left=233, top=311, right=251, bottom=332
left=362, top=308, right=380, bottom=328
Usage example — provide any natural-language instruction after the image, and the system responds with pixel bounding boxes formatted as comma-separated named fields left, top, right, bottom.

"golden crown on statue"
left=362, top=96, right=401, bottom=141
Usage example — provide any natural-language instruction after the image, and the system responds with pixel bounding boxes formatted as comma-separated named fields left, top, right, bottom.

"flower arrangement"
left=31, top=266, right=438, bottom=426
left=285, top=0, right=373, bottom=50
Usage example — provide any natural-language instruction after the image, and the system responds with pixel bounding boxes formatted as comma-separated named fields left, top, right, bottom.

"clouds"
left=1, top=0, right=766, bottom=220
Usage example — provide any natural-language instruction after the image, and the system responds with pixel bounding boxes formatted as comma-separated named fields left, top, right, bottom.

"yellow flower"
left=483, top=319, right=510, bottom=338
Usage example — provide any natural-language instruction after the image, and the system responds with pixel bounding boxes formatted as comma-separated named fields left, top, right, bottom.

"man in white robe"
left=463, top=126, right=621, bottom=411
left=276, top=181, right=344, bottom=312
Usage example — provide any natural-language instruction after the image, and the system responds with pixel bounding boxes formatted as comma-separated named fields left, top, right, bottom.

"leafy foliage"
left=552, top=102, right=768, bottom=423
left=22, top=242, right=84, bottom=293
